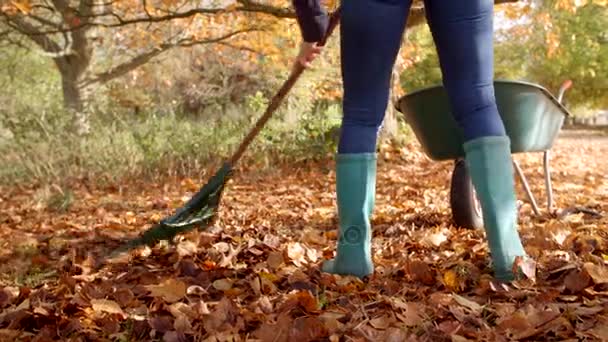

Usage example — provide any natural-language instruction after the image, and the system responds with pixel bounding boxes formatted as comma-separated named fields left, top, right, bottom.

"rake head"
left=111, top=163, right=233, bottom=255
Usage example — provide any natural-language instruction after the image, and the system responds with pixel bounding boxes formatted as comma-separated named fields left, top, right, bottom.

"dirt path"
left=0, top=129, right=607, bottom=341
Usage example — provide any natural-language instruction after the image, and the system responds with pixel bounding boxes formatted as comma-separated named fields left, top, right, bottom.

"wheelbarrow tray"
left=395, top=80, right=572, bottom=161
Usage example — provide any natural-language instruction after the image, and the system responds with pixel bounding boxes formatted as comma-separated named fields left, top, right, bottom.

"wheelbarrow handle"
left=557, top=79, right=573, bottom=104
left=228, top=7, right=342, bottom=166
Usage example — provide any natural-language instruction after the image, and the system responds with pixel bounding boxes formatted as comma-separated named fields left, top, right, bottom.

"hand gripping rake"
left=111, top=8, right=342, bottom=255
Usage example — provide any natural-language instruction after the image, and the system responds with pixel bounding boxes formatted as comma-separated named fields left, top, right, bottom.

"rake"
left=110, top=8, right=342, bottom=256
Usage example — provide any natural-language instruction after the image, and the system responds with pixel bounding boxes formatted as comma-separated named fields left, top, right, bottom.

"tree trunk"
left=55, top=55, right=90, bottom=135
left=379, top=52, right=405, bottom=144
left=61, top=70, right=90, bottom=135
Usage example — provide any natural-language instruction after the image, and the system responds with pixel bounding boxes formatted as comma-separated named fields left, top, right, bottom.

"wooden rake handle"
left=228, top=7, right=342, bottom=166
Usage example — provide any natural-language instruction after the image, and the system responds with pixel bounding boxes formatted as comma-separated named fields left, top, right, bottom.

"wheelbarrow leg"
left=543, top=151, right=554, bottom=212
left=512, top=159, right=541, bottom=216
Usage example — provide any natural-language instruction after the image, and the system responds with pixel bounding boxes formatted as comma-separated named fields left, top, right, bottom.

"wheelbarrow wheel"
left=450, top=159, right=484, bottom=230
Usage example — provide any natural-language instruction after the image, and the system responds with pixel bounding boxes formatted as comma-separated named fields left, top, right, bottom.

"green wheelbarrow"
left=395, top=80, right=573, bottom=229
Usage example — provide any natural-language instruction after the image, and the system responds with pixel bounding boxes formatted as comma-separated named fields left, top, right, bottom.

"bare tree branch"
left=2, top=13, right=62, bottom=53
left=216, top=41, right=263, bottom=55
left=81, top=28, right=260, bottom=86
left=236, top=0, right=295, bottom=18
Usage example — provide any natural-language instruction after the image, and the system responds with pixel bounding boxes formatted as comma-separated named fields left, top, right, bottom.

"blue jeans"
left=338, top=0, right=507, bottom=154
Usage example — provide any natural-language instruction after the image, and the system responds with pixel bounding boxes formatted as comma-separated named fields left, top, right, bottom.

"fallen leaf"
left=255, top=315, right=291, bottom=342
left=289, top=316, right=328, bottom=341
left=382, top=327, right=408, bottom=342
left=212, top=242, right=230, bottom=253
left=564, top=269, right=591, bottom=293
left=443, top=270, right=461, bottom=292
left=405, top=260, right=435, bottom=285
left=186, top=285, right=206, bottom=296
left=163, top=331, right=187, bottom=342
left=168, top=302, right=196, bottom=319
left=112, top=288, right=135, bottom=307
left=148, top=316, right=173, bottom=333
left=294, top=290, right=319, bottom=313
left=176, top=240, right=197, bottom=257
left=145, top=279, right=187, bottom=303
left=513, top=256, right=537, bottom=282
left=421, top=227, right=449, bottom=247
left=287, top=242, right=307, bottom=266
left=451, top=294, right=483, bottom=315
left=33, top=306, right=50, bottom=316
left=395, top=302, right=424, bottom=327
left=583, top=263, right=608, bottom=284
left=438, top=320, right=462, bottom=335
left=589, top=324, right=608, bottom=340
left=551, top=228, right=571, bottom=246
left=267, top=251, right=284, bottom=269
left=90, top=299, right=125, bottom=318
left=369, top=314, right=393, bottom=330
left=219, top=243, right=243, bottom=268
left=263, top=234, right=281, bottom=249
left=257, top=296, right=273, bottom=314
left=305, top=246, right=318, bottom=263
left=0, top=290, right=10, bottom=308
left=174, top=315, right=192, bottom=333
left=319, top=312, right=345, bottom=334
left=212, top=278, right=233, bottom=291
left=193, top=300, right=210, bottom=315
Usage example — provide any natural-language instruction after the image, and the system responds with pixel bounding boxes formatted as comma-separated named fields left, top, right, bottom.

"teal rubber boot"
left=464, top=136, right=527, bottom=281
left=321, top=153, right=376, bottom=278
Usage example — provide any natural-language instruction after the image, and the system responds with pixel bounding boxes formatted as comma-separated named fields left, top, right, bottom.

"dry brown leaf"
left=405, top=260, right=435, bottom=285
left=193, top=300, right=211, bottom=315
left=287, top=242, right=307, bottom=266
left=289, top=316, right=328, bottom=341
left=451, top=294, right=483, bottom=315
left=145, top=279, right=186, bottom=303
left=319, top=312, right=345, bottom=334
left=212, top=278, right=233, bottom=291
left=369, top=314, right=393, bottom=330
left=168, top=302, right=196, bottom=320
left=589, top=323, right=608, bottom=340
left=267, top=251, right=284, bottom=269
left=564, top=269, right=591, bottom=293
left=305, top=246, right=318, bottom=263
left=395, top=302, right=424, bottom=327
left=255, top=315, right=291, bottom=342
left=90, top=299, right=125, bottom=318
left=250, top=276, right=262, bottom=296
left=186, top=285, right=206, bottom=296
left=163, top=331, right=187, bottom=342
left=0, top=290, right=10, bottom=308
left=513, top=256, right=537, bottom=282
left=176, top=240, right=197, bottom=257
left=295, top=290, right=319, bottom=313
left=382, top=327, right=408, bottom=342
left=257, top=296, right=273, bottom=314
left=451, top=335, right=472, bottom=342
left=551, top=228, right=571, bottom=246
left=173, top=315, right=192, bottom=333
left=443, top=270, right=461, bottom=292
left=263, top=234, right=281, bottom=249
left=421, top=227, right=449, bottom=247
left=112, top=288, right=134, bottom=307
left=148, top=316, right=173, bottom=333
left=583, top=263, right=608, bottom=284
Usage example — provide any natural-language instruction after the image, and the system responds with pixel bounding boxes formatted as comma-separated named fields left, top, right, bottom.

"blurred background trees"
left=0, top=0, right=605, bottom=185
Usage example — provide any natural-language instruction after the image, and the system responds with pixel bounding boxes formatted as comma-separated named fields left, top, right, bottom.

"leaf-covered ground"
left=1, top=129, right=607, bottom=341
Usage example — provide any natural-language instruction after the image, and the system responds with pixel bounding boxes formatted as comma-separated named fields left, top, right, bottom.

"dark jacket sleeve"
left=292, top=0, right=328, bottom=43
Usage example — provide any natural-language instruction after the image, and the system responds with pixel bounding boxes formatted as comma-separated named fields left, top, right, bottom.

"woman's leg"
left=323, top=0, right=412, bottom=278
left=424, top=0, right=527, bottom=281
